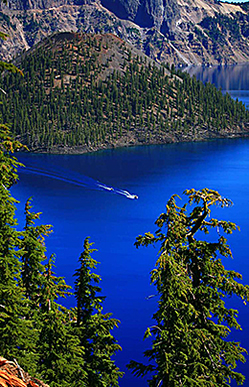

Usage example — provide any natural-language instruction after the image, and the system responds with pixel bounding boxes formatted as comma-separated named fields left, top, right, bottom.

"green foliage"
left=0, top=128, right=38, bottom=365
left=0, top=129, right=122, bottom=386
left=21, top=198, right=52, bottom=304
left=74, top=237, right=100, bottom=325
left=0, top=23, right=248, bottom=385
left=128, top=188, right=249, bottom=386
left=199, top=12, right=249, bottom=44
left=73, top=237, right=123, bottom=386
left=35, top=255, right=85, bottom=387
left=0, top=33, right=248, bottom=152
left=0, top=61, right=23, bottom=75
left=0, top=16, right=122, bottom=387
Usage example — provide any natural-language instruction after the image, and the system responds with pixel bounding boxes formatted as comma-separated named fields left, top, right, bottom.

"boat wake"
left=19, top=166, right=138, bottom=200
left=98, top=184, right=114, bottom=192
left=98, top=184, right=138, bottom=199
left=115, top=189, right=139, bottom=200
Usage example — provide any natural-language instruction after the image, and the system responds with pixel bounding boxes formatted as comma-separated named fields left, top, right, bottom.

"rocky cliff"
left=0, top=0, right=248, bottom=65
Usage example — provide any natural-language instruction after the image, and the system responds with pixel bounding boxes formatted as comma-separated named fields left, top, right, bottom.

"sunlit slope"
left=1, top=32, right=249, bottom=153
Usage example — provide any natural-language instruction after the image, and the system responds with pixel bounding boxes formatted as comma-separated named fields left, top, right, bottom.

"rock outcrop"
left=0, top=357, right=49, bottom=387
left=0, top=0, right=248, bottom=65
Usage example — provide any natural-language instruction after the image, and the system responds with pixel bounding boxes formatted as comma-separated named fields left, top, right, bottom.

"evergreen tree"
left=0, top=126, right=34, bottom=365
left=74, top=237, right=123, bottom=386
left=37, top=254, right=85, bottom=387
left=0, top=129, right=85, bottom=383
left=0, top=25, right=123, bottom=385
left=128, top=188, right=249, bottom=386
left=21, top=198, right=52, bottom=304
left=1, top=33, right=248, bottom=152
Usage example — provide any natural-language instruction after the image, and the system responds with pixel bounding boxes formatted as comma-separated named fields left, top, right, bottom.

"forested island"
left=1, top=32, right=249, bottom=154
left=1, top=17, right=249, bottom=387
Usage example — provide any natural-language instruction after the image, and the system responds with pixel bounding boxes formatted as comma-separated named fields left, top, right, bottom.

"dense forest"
left=0, top=32, right=248, bottom=153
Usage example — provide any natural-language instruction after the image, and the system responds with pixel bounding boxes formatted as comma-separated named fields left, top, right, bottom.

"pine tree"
left=37, top=254, right=85, bottom=387
left=128, top=188, right=249, bottom=386
left=74, top=237, right=123, bottom=386
left=0, top=126, right=34, bottom=365
left=21, top=198, right=52, bottom=304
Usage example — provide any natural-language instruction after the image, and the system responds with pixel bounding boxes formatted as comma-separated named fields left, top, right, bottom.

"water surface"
left=13, top=65, right=249, bottom=386
left=187, top=62, right=249, bottom=108
left=14, top=138, right=249, bottom=386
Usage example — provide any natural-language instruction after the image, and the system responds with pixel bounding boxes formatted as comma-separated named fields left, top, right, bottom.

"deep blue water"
left=12, top=65, right=249, bottom=386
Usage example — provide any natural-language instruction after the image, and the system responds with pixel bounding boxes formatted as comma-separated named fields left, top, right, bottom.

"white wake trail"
left=115, top=189, right=139, bottom=200
left=20, top=166, right=139, bottom=199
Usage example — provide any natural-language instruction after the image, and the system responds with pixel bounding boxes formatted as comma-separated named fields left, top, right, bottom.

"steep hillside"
left=1, top=32, right=248, bottom=154
left=0, top=0, right=249, bottom=65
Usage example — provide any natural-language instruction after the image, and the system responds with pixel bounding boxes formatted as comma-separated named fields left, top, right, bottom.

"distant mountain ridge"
left=0, top=0, right=249, bottom=65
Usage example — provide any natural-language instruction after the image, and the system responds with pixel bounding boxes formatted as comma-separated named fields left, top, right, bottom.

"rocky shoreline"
left=24, top=129, right=249, bottom=155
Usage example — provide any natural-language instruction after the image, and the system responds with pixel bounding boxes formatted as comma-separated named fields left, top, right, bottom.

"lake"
left=187, top=62, right=249, bottom=109
left=13, top=64, right=249, bottom=386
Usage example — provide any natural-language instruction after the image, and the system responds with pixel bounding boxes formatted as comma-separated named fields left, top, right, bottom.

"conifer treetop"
left=129, top=188, right=249, bottom=386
